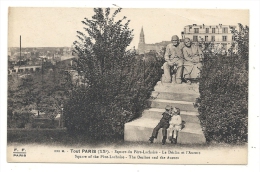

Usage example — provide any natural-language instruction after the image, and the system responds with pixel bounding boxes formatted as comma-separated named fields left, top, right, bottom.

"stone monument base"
left=124, top=82, right=205, bottom=144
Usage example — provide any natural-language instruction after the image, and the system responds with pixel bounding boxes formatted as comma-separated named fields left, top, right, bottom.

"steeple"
left=138, top=26, right=145, bottom=54
left=140, top=27, right=144, bottom=36
left=139, top=26, right=145, bottom=43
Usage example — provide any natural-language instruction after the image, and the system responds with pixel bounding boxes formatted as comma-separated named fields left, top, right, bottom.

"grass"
left=7, top=128, right=125, bottom=147
left=7, top=129, right=247, bottom=149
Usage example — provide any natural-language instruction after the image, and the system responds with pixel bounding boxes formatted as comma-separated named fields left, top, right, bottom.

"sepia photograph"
left=1, top=0, right=259, bottom=170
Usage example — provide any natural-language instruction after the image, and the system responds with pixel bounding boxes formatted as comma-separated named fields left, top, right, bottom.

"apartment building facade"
left=182, top=24, right=236, bottom=51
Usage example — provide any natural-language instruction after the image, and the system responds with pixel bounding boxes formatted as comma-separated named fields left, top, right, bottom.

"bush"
left=32, top=118, right=59, bottom=129
left=8, top=110, right=34, bottom=128
left=8, top=59, right=74, bottom=130
left=198, top=24, right=249, bottom=144
left=64, top=52, right=163, bottom=140
left=198, top=52, right=248, bottom=144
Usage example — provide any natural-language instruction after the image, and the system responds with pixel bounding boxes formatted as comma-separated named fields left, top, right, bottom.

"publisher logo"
left=13, top=148, right=26, bottom=157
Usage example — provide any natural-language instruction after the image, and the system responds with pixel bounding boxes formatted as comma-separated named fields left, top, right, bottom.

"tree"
left=73, top=8, right=134, bottom=104
left=65, top=8, right=163, bottom=140
left=231, top=24, right=249, bottom=57
left=64, top=8, right=133, bottom=137
left=8, top=61, right=74, bottom=128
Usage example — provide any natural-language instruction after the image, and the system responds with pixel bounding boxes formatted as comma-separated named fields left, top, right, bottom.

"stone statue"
left=182, top=38, right=204, bottom=83
left=162, top=35, right=184, bottom=84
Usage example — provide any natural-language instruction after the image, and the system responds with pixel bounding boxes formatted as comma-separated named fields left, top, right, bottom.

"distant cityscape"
left=8, top=46, right=76, bottom=74
left=137, top=23, right=237, bottom=54
left=8, top=23, right=238, bottom=75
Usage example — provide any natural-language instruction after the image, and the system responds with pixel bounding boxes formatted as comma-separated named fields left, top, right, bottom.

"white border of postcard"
left=1, top=0, right=259, bottom=172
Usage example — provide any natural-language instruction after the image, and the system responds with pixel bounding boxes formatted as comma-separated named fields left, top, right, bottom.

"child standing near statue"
left=149, top=105, right=173, bottom=145
left=168, top=107, right=182, bottom=144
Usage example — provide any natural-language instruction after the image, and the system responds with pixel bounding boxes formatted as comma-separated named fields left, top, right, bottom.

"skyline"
left=8, top=8, right=249, bottom=49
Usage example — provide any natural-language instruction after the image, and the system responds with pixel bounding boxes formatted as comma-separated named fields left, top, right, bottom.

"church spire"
left=140, top=26, right=144, bottom=37
left=139, top=26, right=145, bottom=43
left=138, top=26, right=145, bottom=54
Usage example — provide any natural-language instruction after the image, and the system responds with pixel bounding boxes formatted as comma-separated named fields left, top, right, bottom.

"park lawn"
left=7, top=129, right=123, bottom=146
left=7, top=129, right=247, bottom=149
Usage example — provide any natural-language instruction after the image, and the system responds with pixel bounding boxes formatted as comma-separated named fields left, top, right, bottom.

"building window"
left=232, top=36, right=235, bottom=41
left=194, top=28, right=199, bottom=33
left=223, top=27, right=228, bottom=33
left=205, top=36, right=209, bottom=42
left=211, top=36, right=215, bottom=41
left=206, top=28, right=209, bottom=33
left=222, top=36, right=227, bottom=41
left=212, top=28, right=215, bottom=33
left=193, top=36, right=198, bottom=42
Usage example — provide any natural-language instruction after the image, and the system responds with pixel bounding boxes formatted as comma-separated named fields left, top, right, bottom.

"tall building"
left=138, top=27, right=145, bottom=54
left=137, top=27, right=170, bottom=54
left=182, top=24, right=236, bottom=51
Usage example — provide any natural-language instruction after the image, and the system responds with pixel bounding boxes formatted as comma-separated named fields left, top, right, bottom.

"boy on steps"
left=168, top=107, right=182, bottom=144
left=149, top=105, right=173, bottom=145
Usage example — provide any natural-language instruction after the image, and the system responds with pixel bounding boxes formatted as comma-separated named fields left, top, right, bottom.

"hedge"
left=198, top=53, right=248, bottom=143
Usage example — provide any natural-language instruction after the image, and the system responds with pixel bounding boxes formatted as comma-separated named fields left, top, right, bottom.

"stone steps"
left=147, top=99, right=197, bottom=112
left=153, top=82, right=200, bottom=95
left=142, top=108, right=200, bottom=123
left=124, top=81, right=206, bottom=145
left=124, top=117, right=206, bottom=144
left=151, top=91, right=199, bottom=102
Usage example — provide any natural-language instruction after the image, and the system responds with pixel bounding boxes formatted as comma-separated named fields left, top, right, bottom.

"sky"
left=8, top=8, right=249, bottom=49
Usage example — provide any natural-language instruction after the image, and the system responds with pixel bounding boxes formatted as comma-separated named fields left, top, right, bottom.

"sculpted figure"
left=182, top=38, right=204, bottom=83
left=162, top=35, right=184, bottom=84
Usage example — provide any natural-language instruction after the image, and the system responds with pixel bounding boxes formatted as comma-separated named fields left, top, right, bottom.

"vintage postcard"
left=6, top=6, right=251, bottom=165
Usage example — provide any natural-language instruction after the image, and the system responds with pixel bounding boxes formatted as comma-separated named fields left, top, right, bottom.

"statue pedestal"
left=155, top=80, right=199, bottom=95
left=161, top=74, right=179, bottom=85
left=124, top=76, right=205, bottom=144
left=171, top=74, right=176, bottom=84
left=161, top=74, right=171, bottom=83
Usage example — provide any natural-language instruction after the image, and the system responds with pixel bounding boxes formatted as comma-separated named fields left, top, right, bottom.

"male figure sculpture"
left=162, top=35, right=185, bottom=84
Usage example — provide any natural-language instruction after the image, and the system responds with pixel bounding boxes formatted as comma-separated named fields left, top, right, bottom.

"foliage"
left=8, top=61, right=73, bottom=128
left=7, top=110, right=34, bottom=128
left=32, top=118, right=59, bottom=129
left=66, top=8, right=163, bottom=139
left=230, top=23, right=249, bottom=59
left=198, top=24, right=249, bottom=143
